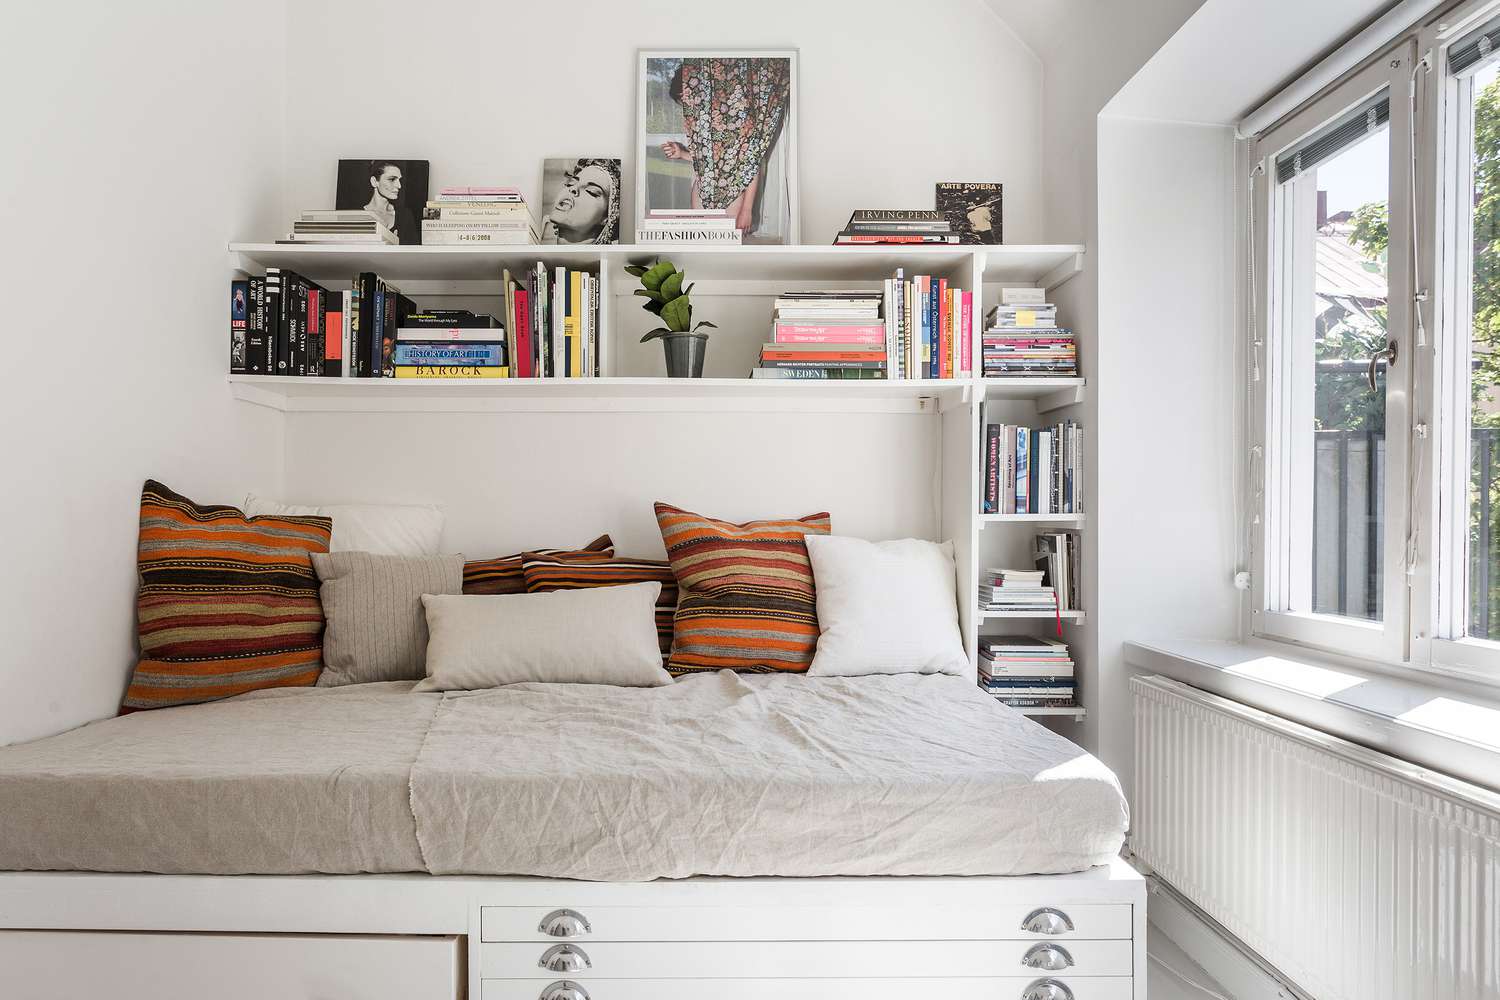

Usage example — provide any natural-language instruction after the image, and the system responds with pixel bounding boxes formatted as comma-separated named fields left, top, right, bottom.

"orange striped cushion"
left=123, top=480, right=332, bottom=711
left=462, top=534, right=613, bottom=595
left=523, top=551, right=679, bottom=659
left=654, top=502, right=831, bottom=675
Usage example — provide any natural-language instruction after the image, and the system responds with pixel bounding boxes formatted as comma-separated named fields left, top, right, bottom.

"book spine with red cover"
left=761, top=350, right=887, bottom=362
left=514, top=287, right=532, bottom=378
left=939, top=279, right=951, bottom=379
left=961, top=290, right=973, bottom=375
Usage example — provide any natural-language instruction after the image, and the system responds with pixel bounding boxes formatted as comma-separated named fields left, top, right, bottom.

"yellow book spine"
left=393, top=365, right=510, bottom=379
left=569, top=272, right=583, bottom=378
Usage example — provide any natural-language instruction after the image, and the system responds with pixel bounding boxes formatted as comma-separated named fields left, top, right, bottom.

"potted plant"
left=625, top=260, right=717, bottom=378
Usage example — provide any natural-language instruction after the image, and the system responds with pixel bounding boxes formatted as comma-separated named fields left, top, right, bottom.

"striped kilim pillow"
left=123, top=480, right=332, bottom=711
left=462, top=535, right=613, bottom=595
left=523, top=551, right=679, bottom=659
left=654, top=502, right=832, bottom=675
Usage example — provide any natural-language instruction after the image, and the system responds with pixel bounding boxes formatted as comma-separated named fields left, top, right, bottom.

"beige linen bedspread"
left=0, top=673, right=1127, bottom=879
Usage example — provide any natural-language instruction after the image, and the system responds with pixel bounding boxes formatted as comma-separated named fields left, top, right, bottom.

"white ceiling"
left=984, top=0, right=1399, bottom=125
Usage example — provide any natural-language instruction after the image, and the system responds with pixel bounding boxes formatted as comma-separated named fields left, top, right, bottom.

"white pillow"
left=244, top=494, right=444, bottom=556
left=413, top=583, right=672, bottom=691
left=805, top=535, right=969, bottom=677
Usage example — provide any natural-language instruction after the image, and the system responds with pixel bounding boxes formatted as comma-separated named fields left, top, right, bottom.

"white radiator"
left=1132, top=675, right=1500, bottom=1000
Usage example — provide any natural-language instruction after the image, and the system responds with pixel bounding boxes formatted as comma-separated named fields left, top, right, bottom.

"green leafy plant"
left=624, top=260, right=717, bottom=342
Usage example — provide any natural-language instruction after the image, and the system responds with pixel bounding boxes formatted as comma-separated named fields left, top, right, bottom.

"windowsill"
left=1124, top=637, right=1500, bottom=795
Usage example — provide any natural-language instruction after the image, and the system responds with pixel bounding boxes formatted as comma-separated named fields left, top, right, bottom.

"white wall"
left=278, top=0, right=1045, bottom=246
left=1095, top=117, right=1243, bottom=800
left=0, top=5, right=288, bottom=745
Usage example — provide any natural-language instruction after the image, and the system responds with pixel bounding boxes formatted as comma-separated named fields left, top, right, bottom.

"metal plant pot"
left=661, top=333, right=709, bottom=378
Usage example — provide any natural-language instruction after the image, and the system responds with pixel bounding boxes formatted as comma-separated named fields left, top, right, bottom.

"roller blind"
left=1274, top=92, right=1390, bottom=184
left=1450, top=16, right=1500, bottom=76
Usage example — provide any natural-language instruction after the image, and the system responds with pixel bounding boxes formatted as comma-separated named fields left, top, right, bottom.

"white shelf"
left=227, top=374, right=980, bottom=414
left=978, top=610, right=1086, bottom=623
left=979, top=513, right=1086, bottom=525
left=228, top=242, right=1086, bottom=288
left=1015, top=706, right=1088, bottom=721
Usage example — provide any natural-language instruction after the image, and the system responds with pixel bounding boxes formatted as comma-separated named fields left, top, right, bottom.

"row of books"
left=983, top=286, right=1075, bottom=378
left=636, top=209, right=742, bottom=245
left=834, top=209, right=959, bottom=245
left=980, top=414, right=1084, bottom=515
left=228, top=262, right=602, bottom=379
left=978, top=635, right=1075, bottom=708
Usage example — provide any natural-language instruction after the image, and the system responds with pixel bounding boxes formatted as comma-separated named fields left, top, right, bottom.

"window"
left=1254, top=53, right=1413, bottom=662
left=1250, top=0, right=1500, bottom=681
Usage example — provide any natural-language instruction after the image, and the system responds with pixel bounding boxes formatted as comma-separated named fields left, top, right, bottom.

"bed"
left=0, top=673, right=1143, bottom=999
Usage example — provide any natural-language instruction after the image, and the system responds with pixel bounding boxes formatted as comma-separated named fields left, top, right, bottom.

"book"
left=936, top=181, right=1003, bottom=244
left=773, top=324, right=888, bottom=344
left=229, top=280, right=248, bottom=374
left=393, top=365, right=510, bottom=379
left=761, top=359, right=886, bottom=370
left=420, top=228, right=536, bottom=245
left=834, top=232, right=962, bottom=245
left=749, top=368, right=887, bottom=379
left=637, top=228, right=742, bottom=243
left=265, top=268, right=286, bottom=374
left=391, top=343, right=506, bottom=366
left=760, top=347, right=886, bottom=362
left=849, top=209, right=946, bottom=223
left=402, top=311, right=499, bottom=329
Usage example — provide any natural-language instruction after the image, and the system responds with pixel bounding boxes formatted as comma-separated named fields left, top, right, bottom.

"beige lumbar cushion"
left=415, top=583, right=672, bottom=692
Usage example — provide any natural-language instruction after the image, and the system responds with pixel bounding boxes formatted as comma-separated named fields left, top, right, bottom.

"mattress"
left=0, top=672, right=1127, bottom=879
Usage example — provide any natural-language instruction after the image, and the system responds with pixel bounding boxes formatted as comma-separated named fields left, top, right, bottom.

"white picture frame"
left=635, top=49, right=800, bottom=245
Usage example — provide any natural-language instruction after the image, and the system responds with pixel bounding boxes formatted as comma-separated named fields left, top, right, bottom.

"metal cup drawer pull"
left=539, top=981, right=590, bottom=1000
left=1021, top=979, right=1075, bottom=1000
left=1021, top=943, right=1075, bottom=971
left=1020, top=907, right=1075, bottom=935
left=538, top=909, right=593, bottom=938
left=539, top=944, right=592, bottom=972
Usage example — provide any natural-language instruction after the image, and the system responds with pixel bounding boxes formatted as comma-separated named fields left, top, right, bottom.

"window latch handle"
left=1369, top=340, right=1398, bottom=392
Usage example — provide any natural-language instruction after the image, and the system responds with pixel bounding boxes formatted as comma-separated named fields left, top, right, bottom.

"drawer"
left=0, top=930, right=462, bottom=1000
left=481, top=938, right=1133, bottom=979
left=482, top=976, right=1135, bottom=1000
left=481, top=903, right=1131, bottom=942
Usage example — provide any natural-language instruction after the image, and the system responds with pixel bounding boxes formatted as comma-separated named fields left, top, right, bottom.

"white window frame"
left=1250, top=47, right=1416, bottom=664
left=1422, top=0, right=1500, bottom=681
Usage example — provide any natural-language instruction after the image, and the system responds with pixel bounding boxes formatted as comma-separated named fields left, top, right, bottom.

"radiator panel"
left=1131, top=675, right=1500, bottom=1000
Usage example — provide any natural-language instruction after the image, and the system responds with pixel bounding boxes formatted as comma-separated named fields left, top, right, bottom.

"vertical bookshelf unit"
left=227, top=241, right=1086, bottom=724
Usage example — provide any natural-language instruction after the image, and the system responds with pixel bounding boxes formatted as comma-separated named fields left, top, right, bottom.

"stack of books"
left=282, top=210, right=396, bottom=245
left=755, top=290, right=887, bottom=379
left=393, top=311, right=505, bottom=380
left=983, top=287, right=1076, bottom=378
left=497, top=264, right=601, bottom=378
left=881, top=270, right=971, bottom=379
left=835, top=210, right=959, bottom=245
left=978, top=636, right=1076, bottom=709
left=978, top=567, right=1057, bottom=615
left=637, top=209, right=741, bottom=245
left=421, top=187, right=538, bottom=245
left=980, top=410, right=1083, bottom=515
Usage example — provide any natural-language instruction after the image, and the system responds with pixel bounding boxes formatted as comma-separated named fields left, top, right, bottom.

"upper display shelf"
left=228, top=243, right=1085, bottom=288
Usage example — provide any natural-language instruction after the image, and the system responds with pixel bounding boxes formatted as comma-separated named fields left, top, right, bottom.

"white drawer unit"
left=480, top=938, right=1134, bottom=979
left=0, top=930, right=463, bottom=1000
left=481, top=902, right=1133, bottom=942
left=481, top=976, right=1136, bottom=1000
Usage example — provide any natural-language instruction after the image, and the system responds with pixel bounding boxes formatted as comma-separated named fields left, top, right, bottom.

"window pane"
left=1469, top=63, right=1500, bottom=639
left=1291, top=124, right=1390, bottom=620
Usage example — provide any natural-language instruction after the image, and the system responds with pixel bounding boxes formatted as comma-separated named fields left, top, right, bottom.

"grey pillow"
left=312, top=551, right=464, bottom=686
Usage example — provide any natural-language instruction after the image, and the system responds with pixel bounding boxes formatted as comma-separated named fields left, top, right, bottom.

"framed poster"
left=539, top=157, right=622, bottom=244
left=335, top=159, right=429, bottom=245
left=636, top=49, right=799, bottom=245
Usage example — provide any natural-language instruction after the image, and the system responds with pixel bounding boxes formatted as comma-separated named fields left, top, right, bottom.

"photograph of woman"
left=539, top=157, right=622, bottom=245
left=335, top=158, right=429, bottom=245
left=638, top=51, right=798, bottom=244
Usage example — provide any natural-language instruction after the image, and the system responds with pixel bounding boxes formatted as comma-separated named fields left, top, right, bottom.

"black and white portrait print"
left=539, top=158, right=621, bottom=245
left=336, top=159, right=429, bottom=245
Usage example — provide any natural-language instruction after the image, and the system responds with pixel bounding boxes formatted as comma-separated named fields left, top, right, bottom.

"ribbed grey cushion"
left=312, top=551, right=464, bottom=686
